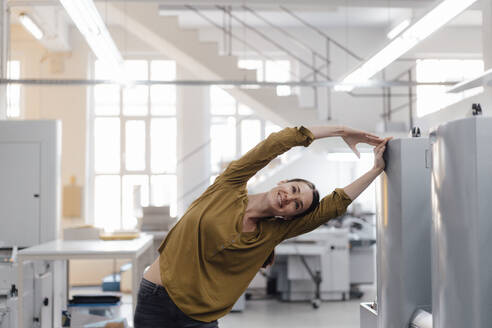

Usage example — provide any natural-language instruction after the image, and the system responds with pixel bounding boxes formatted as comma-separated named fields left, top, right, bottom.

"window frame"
left=416, top=58, right=484, bottom=117
left=88, top=58, right=177, bottom=230
left=6, top=59, right=23, bottom=118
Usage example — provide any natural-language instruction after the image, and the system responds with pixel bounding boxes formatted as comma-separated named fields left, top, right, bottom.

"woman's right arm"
left=217, top=126, right=314, bottom=186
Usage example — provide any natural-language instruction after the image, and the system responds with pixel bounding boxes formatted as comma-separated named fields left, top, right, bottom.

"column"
left=176, top=65, right=211, bottom=217
left=0, top=0, right=8, bottom=119
left=482, top=0, right=492, bottom=103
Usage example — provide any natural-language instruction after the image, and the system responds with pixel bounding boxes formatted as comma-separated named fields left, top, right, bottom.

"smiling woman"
left=134, top=125, right=389, bottom=328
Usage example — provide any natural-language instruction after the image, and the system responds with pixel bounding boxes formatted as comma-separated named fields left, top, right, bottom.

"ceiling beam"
left=6, top=0, right=436, bottom=10
left=0, top=78, right=457, bottom=87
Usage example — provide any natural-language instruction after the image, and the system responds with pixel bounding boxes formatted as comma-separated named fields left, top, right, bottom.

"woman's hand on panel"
left=373, top=137, right=391, bottom=171
left=341, top=127, right=384, bottom=158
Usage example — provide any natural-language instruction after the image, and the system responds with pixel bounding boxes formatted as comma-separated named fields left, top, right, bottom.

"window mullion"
left=146, top=61, right=152, bottom=205
left=120, top=86, right=125, bottom=230
left=235, top=102, right=240, bottom=158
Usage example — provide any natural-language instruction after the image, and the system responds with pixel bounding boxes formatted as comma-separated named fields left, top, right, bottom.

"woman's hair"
left=263, top=179, right=320, bottom=268
left=286, top=178, right=320, bottom=218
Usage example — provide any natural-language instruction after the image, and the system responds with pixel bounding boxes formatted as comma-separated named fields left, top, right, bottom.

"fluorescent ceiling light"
left=19, top=13, right=44, bottom=40
left=59, top=0, right=124, bottom=78
left=447, top=68, right=492, bottom=93
left=387, top=19, right=410, bottom=39
left=335, top=0, right=478, bottom=92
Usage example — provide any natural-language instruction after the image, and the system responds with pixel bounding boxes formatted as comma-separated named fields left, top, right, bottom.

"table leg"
left=52, top=260, right=66, bottom=328
left=17, top=258, right=23, bottom=328
left=131, top=257, right=139, bottom=315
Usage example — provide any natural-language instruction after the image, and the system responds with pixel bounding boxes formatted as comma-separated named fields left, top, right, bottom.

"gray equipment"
left=273, top=228, right=350, bottom=304
left=375, top=137, right=432, bottom=328
left=0, top=121, right=61, bottom=328
left=430, top=115, right=492, bottom=328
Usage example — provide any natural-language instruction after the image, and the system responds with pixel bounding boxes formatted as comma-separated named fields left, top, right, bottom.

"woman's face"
left=268, top=180, right=314, bottom=219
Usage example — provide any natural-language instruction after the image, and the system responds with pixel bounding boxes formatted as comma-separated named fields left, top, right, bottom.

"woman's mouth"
left=277, top=192, right=282, bottom=208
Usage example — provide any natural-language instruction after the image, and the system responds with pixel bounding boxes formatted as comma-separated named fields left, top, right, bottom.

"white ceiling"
left=159, top=7, right=482, bottom=29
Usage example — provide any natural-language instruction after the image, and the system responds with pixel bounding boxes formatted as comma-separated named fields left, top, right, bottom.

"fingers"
left=366, top=134, right=384, bottom=142
left=351, top=144, right=361, bottom=158
left=374, top=138, right=390, bottom=153
left=363, top=135, right=384, bottom=146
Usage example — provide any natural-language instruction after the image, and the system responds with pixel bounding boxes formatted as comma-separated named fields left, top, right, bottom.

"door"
left=0, top=142, right=40, bottom=247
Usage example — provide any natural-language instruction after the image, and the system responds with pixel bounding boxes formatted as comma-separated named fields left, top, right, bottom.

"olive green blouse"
left=158, top=126, right=352, bottom=322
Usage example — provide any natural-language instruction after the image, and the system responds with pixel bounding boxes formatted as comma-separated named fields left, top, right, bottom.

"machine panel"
left=376, top=138, right=432, bottom=328
left=431, top=116, right=492, bottom=328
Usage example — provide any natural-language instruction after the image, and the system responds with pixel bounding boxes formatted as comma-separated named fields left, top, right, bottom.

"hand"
left=373, top=138, right=391, bottom=171
left=342, top=127, right=384, bottom=158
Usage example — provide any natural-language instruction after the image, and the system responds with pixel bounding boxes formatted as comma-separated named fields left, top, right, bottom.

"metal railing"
left=186, top=4, right=302, bottom=81
left=216, top=5, right=331, bottom=81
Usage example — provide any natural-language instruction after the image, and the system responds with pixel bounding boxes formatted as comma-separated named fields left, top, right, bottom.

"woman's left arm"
left=343, top=137, right=390, bottom=200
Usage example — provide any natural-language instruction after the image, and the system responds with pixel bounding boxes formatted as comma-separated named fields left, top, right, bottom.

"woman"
left=135, top=125, right=389, bottom=327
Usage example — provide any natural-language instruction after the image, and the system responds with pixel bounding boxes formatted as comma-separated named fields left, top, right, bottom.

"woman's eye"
left=292, top=186, right=296, bottom=193
left=295, top=202, right=299, bottom=210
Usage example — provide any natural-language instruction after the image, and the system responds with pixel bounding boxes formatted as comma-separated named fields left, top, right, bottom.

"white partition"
left=0, top=120, right=61, bottom=247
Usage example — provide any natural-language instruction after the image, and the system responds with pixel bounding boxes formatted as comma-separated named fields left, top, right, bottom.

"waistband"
left=139, top=278, right=169, bottom=297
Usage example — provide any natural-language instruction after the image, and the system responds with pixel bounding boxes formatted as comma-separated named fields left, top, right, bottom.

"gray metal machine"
left=0, top=121, right=61, bottom=328
left=430, top=115, right=492, bottom=328
left=376, top=137, right=432, bottom=328
left=361, top=136, right=433, bottom=328
left=273, top=227, right=350, bottom=304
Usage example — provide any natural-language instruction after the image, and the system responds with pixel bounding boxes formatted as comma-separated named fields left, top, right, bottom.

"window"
left=238, top=59, right=291, bottom=96
left=266, top=60, right=291, bottom=96
left=91, top=59, right=177, bottom=231
left=209, top=86, right=284, bottom=185
left=416, top=59, right=483, bottom=117
left=7, top=61, right=21, bottom=118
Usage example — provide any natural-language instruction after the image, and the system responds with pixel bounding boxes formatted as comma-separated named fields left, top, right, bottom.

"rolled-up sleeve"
left=217, top=126, right=314, bottom=186
left=276, top=188, right=352, bottom=241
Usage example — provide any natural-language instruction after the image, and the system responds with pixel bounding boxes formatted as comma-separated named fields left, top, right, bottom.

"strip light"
left=335, top=0, right=478, bottom=92
left=19, top=13, right=44, bottom=40
left=387, top=19, right=410, bottom=40
left=59, top=0, right=124, bottom=78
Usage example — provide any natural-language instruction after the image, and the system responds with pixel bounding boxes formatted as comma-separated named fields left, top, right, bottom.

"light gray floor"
left=219, top=287, right=375, bottom=328
left=71, top=285, right=376, bottom=328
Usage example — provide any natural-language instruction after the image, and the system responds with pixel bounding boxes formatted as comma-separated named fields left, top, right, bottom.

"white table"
left=16, top=234, right=154, bottom=327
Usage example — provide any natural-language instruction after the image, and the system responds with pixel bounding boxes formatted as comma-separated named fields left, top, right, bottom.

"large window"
left=209, top=86, right=286, bottom=184
left=416, top=59, right=483, bottom=117
left=238, top=59, right=291, bottom=96
left=91, top=60, right=177, bottom=231
left=6, top=60, right=21, bottom=118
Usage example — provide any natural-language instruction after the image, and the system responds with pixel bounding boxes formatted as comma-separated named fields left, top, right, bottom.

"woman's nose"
left=284, top=194, right=295, bottom=202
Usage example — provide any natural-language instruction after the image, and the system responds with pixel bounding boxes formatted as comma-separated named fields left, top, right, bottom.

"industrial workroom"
left=0, top=0, right=491, bottom=327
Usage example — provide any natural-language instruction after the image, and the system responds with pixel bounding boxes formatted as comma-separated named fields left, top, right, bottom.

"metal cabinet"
left=376, top=137, right=432, bottom=328
left=430, top=116, right=492, bottom=328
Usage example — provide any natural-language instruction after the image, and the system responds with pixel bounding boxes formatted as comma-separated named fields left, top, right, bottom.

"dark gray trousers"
left=134, top=278, right=219, bottom=328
